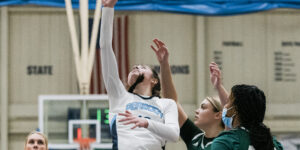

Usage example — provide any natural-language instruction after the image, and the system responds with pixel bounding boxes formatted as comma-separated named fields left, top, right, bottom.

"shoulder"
left=215, top=129, right=240, bottom=141
left=158, top=98, right=177, bottom=105
left=180, top=118, right=202, bottom=135
left=219, top=128, right=250, bottom=140
left=212, top=128, right=246, bottom=149
left=189, top=132, right=205, bottom=147
left=158, top=98, right=177, bottom=110
left=192, top=132, right=205, bottom=141
left=152, top=98, right=178, bottom=114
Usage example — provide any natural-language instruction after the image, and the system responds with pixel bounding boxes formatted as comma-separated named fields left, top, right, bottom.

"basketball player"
left=151, top=39, right=225, bottom=149
left=100, top=0, right=179, bottom=149
left=24, top=131, right=48, bottom=150
left=211, top=84, right=283, bottom=150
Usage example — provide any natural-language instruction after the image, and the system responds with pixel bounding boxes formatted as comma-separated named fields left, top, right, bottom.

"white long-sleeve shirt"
left=100, top=7, right=179, bottom=150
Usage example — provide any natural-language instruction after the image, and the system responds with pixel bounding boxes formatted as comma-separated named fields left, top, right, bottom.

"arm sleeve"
left=100, top=8, right=127, bottom=101
left=180, top=119, right=202, bottom=146
left=147, top=100, right=179, bottom=142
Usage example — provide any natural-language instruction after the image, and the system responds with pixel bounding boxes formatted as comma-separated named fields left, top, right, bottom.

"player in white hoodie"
left=100, top=0, right=179, bottom=149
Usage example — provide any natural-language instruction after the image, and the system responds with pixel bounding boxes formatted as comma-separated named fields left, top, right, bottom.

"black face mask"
left=128, top=74, right=144, bottom=93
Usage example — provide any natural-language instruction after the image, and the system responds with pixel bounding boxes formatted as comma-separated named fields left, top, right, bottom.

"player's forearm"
left=216, top=84, right=229, bottom=106
left=160, top=61, right=178, bottom=102
left=100, top=7, right=117, bottom=86
left=100, top=7, right=114, bottom=53
left=177, top=104, right=188, bottom=127
left=160, top=61, right=188, bottom=126
left=100, top=7, right=125, bottom=97
left=147, top=118, right=179, bottom=142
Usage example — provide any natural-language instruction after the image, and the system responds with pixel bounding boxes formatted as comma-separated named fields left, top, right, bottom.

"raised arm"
left=209, top=62, right=229, bottom=106
left=100, top=0, right=127, bottom=100
left=151, top=39, right=188, bottom=127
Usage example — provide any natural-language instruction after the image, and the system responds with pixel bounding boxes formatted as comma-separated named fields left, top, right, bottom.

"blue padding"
left=2, top=0, right=300, bottom=15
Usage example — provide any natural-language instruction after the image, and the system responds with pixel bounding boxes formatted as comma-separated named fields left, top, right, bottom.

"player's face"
left=128, top=65, right=153, bottom=86
left=194, top=99, right=221, bottom=129
left=25, top=133, right=47, bottom=150
left=223, top=94, right=235, bottom=117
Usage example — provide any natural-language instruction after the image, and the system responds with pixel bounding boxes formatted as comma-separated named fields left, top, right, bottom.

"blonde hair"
left=205, top=96, right=224, bottom=128
left=205, top=96, right=222, bottom=112
left=24, top=131, right=48, bottom=150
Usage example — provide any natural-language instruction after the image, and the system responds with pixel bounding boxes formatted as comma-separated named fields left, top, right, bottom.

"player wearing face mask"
left=212, top=83, right=283, bottom=150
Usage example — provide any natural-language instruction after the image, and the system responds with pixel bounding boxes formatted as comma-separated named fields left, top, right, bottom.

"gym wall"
left=206, top=11, right=300, bottom=133
left=1, top=7, right=78, bottom=149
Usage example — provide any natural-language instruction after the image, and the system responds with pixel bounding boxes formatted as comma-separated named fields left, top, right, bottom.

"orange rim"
left=74, top=138, right=96, bottom=150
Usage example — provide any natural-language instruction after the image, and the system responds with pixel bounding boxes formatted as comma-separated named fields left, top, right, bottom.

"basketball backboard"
left=38, top=95, right=112, bottom=150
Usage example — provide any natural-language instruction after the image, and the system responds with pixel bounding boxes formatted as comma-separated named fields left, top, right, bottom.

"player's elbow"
left=170, top=135, right=180, bottom=142
left=167, top=128, right=180, bottom=142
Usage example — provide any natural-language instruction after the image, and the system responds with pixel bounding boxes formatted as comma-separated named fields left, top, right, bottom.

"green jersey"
left=211, top=127, right=283, bottom=150
left=180, top=119, right=215, bottom=150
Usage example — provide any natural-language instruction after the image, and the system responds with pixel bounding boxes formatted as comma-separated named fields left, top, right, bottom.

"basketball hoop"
left=74, top=138, right=96, bottom=150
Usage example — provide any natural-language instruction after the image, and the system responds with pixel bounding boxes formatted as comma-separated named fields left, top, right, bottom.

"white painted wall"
left=205, top=12, right=300, bottom=133
left=206, top=14, right=267, bottom=94
left=264, top=12, right=300, bottom=132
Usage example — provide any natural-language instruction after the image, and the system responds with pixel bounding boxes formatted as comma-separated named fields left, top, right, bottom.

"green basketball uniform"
left=180, top=119, right=216, bottom=150
left=211, top=127, right=283, bottom=150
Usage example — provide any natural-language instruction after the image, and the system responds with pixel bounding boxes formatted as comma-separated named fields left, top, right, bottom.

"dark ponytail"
left=151, top=68, right=161, bottom=98
left=248, top=123, right=274, bottom=150
left=128, top=75, right=144, bottom=93
left=232, top=84, right=274, bottom=150
left=128, top=68, right=161, bottom=98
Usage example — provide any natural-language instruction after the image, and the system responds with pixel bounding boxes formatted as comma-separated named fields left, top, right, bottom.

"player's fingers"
left=151, top=45, right=158, bottom=52
left=131, top=124, right=138, bottom=129
left=123, top=120, right=136, bottom=125
left=118, top=112, right=131, bottom=117
left=125, top=110, right=132, bottom=114
left=153, top=39, right=160, bottom=48
left=157, top=39, right=165, bottom=46
left=119, top=116, right=135, bottom=122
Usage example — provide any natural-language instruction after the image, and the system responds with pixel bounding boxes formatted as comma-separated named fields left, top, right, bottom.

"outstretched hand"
left=102, top=0, right=118, bottom=8
left=118, top=111, right=149, bottom=129
left=209, top=62, right=222, bottom=89
left=151, top=39, right=169, bottom=64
